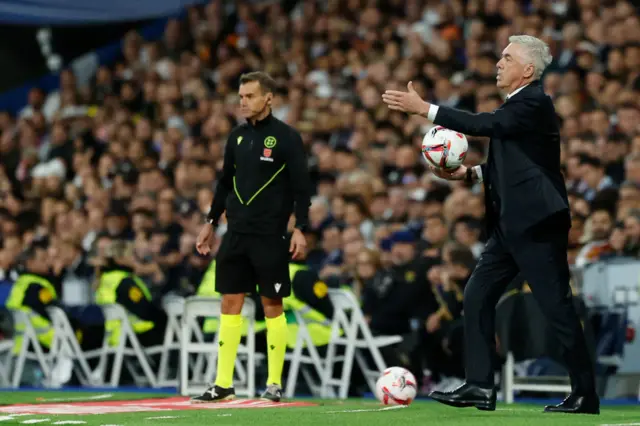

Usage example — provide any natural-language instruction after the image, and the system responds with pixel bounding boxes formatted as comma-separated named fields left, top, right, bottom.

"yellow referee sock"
left=265, top=313, right=287, bottom=386
left=214, top=314, right=243, bottom=389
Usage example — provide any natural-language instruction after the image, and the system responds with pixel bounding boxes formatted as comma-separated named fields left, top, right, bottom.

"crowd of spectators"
left=1, top=0, right=640, bottom=390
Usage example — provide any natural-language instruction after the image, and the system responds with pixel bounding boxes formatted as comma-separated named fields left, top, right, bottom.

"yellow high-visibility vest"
left=96, top=270, right=155, bottom=347
left=282, top=263, right=333, bottom=348
left=6, top=274, right=57, bottom=354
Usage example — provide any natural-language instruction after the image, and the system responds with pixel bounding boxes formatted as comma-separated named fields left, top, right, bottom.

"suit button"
left=489, top=184, right=492, bottom=190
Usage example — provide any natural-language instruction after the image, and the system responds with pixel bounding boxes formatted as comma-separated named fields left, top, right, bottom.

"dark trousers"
left=464, top=213, right=595, bottom=394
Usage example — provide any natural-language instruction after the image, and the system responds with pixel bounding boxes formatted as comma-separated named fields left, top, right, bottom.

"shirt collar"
left=248, top=112, right=273, bottom=128
left=506, top=83, right=530, bottom=100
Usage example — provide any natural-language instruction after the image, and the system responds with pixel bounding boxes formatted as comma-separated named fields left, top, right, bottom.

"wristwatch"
left=465, top=167, right=473, bottom=184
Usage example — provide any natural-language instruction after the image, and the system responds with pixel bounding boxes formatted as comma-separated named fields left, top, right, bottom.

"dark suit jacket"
left=434, top=80, right=569, bottom=238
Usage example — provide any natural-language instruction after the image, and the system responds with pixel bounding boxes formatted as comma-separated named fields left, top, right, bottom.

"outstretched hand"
left=382, top=82, right=430, bottom=115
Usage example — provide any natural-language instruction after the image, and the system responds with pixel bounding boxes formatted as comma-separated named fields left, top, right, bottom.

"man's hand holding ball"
left=429, top=164, right=467, bottom=181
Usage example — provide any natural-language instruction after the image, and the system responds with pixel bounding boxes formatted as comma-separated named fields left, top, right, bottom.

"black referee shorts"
left=215, top=230, right=291, bottom=298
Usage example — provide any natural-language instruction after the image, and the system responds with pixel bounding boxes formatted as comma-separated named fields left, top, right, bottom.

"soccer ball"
left=421, top=125, right=468, bottom=170
left=375, top=367, right=418, bottom=406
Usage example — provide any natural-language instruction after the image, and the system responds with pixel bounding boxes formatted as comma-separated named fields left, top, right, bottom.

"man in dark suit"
left=382, top=35, right=598, bottom=414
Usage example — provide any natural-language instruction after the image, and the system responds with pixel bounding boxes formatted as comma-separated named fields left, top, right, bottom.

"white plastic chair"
left=502, top=351, right=572, bottom=403
left=284, top=308, right=331, bottom=398
left=0, top=339, right=14, bottom=386
left=91, top=304, right=157, bottom=388
left=154, top=295, right=185, bottom=387
left=321, top=288, right=402, bottom=399
left=9, top=309, right=54, bottom=388
left=179, top=296, right=259, bottom=397
left=46, top=306, right=100, bottom=387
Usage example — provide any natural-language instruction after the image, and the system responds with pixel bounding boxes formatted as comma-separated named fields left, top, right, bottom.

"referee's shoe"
left=261, top=384, right=283, bottom=402
left=191, top=385, right=235, bottom=403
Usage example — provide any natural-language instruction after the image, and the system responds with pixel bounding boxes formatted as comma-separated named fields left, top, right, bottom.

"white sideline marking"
left=21, top=420, right=50, bottom=424
left=53, top=421, right=87, bottom=424
left=217, top=414, right=232, bottom=417
left=144, top=417, right=181, bottom=420
left=38, top=394, right=113, bottom=403
left=600, top=424, right=640, bottom=426
left=0, top=417, right=14, bottom=422
left=327, top=406, right=407, bottom=413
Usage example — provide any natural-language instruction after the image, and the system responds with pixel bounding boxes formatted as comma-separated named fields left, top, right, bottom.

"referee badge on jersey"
left=261, top=136, right=276, bottom=162
left=264, top=136, right=277, bottom=148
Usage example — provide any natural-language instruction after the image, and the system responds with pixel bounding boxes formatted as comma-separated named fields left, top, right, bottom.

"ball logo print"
left=421, top=126, right=468, bottom=170
left=264, top=136, right=277, bottom=148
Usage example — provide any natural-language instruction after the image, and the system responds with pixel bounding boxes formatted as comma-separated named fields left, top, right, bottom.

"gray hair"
left=508, top=35, right=553, bottom=80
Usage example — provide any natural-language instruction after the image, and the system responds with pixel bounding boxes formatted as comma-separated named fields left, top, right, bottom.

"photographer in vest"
left=8, top=236, right=105, bottom=364
left=90, top=233, right=167, bottom=348
left=7, top=236, right=59, bottom=354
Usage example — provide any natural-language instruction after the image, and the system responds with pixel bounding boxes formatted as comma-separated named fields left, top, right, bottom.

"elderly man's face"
left=496, top=43, right=534, bottom=92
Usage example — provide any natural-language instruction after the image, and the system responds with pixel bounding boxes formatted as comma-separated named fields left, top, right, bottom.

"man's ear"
left=266, top=92, right=273, bottom=106
left=524, top=63, right=535, bottom=79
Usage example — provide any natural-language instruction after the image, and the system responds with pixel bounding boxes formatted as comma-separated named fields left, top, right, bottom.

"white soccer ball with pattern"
left=422, top=125, right=468, bottom=170
left=375, top=367, right=418, bottom=406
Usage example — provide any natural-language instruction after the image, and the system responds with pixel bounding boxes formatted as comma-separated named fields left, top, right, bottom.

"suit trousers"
left=463, top=213, right=595, bottom=394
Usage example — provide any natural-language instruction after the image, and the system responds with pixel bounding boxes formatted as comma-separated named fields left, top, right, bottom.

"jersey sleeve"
left=286, top=130, right=311, bottom=231
left=207, top=131, right=236, bottom=226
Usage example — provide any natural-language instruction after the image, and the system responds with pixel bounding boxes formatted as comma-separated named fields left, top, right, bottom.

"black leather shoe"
left=429, top=383, right=496, bottom=411
left=544, top=393, right=600, bottom=415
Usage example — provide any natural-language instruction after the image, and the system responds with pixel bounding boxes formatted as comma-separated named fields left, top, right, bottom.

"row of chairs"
left=0, top=289, right=403, bottom=398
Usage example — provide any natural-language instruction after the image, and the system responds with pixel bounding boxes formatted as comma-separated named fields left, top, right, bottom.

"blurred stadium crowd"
left=1, top=0, right=640, bottom=393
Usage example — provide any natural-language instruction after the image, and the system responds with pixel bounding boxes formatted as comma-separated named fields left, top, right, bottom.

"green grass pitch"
left=0, top=391, right=638, bottom=426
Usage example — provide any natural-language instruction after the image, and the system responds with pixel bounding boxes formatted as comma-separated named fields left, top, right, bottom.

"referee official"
left=192, top=71, right=311, bottom=403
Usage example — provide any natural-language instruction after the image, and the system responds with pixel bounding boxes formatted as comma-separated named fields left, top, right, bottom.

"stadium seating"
left=9, top=309, right=54, bottom=388
left=46, top=306, right=99, bottom=387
